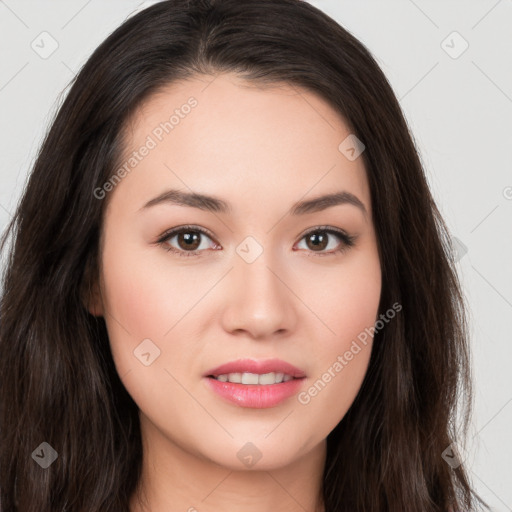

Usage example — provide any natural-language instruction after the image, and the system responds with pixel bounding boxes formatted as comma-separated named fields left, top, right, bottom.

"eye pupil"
left=306, top=232, right=328, bottom=251
left=178, top=232, right=201, bottom=250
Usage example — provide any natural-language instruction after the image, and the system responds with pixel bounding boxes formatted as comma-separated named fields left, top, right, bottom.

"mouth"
left=202, top=358, right=307, bottom=408
left=207, top=372, right=303, bottom=385
left=203, top=357, right=306, bottom=380
left=204, top=374, right=306, bottom=408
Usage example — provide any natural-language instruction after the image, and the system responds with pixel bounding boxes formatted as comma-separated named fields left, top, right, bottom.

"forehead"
left=110, top=72, right=371, bottom=219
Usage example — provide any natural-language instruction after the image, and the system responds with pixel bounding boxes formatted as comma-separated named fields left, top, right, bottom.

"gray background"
left=0, top=1, right=511, bottom=509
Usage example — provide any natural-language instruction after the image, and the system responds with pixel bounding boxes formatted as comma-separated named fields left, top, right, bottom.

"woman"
left=0, top=1, right=490, bottom=510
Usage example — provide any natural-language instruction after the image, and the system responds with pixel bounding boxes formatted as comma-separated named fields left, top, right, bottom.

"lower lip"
left=204, top=376, right=306, bottom=408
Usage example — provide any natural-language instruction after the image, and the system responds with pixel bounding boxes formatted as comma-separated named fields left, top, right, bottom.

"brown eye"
left=158, top=226, right=218, bottom=258
left=296, top=227, right=357, bottom=256
left=305, top=231, right=329, bottom=251
left=175, top=231, right=202, bottom=251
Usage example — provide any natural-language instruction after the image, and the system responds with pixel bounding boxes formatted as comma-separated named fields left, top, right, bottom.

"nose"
left=220, top=251, right=298, bottom=340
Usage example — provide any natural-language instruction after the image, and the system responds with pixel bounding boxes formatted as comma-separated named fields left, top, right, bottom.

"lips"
left=203, top=358, right=307, bottom=379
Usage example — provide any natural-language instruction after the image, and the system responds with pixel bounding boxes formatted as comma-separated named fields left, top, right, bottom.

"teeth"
left=213, top=372, right=295, bottom=385
left=242, top=372, right=259, bottom=384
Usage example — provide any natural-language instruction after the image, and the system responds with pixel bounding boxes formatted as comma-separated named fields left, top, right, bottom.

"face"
left=90, top=72, right=381, bottom=472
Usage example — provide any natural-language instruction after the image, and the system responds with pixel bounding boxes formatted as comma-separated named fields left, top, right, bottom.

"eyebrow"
left=140, top=188, right=367, bottom=218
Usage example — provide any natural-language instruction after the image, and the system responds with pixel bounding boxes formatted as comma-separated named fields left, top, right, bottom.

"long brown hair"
left=0, top=1, right=489, bottom=510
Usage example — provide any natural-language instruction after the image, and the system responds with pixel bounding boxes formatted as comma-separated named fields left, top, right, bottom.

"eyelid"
left=157, top=224, right=217, bottom=243
left=299, top=225, right=350, bottom=239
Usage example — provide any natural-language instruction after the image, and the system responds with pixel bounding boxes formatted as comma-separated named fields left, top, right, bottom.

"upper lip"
left=204, top=358, right=307, bottom=378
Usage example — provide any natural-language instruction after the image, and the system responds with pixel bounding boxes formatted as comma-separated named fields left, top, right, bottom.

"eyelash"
left=156, top=224, right=357, bottom=258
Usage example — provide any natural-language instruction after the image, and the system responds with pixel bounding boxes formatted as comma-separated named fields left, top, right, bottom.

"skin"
left=87, top=72, right=382, bottom=512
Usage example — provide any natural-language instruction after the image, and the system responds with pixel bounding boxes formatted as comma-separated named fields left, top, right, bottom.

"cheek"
left=296, top=250, right=381, bottom=429
left=98, top=234, right=212, bottom=398
left=312, top=249, right=381, bottom=353
left=100, top=233, right=200, bottom=340
left=296, top=305, right=378, bottom=443
left=295, top=342, right=372, bottom=450
left=98, top=252, right=185, bottom=412
left=98, top=235, right=170, bottom=375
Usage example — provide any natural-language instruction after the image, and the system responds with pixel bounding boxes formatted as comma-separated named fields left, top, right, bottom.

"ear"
left=81, top=254, right=104, bottom=317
